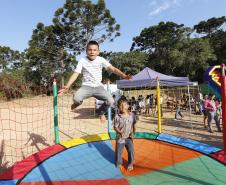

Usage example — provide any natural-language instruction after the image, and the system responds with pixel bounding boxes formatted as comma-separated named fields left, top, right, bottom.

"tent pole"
left=187, top=85, right=193, bottom=130
left=157, top=78, right=162, bottom=133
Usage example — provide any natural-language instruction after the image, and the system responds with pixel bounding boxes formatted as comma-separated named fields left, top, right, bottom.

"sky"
left=0, top=0, right=226, bottom=56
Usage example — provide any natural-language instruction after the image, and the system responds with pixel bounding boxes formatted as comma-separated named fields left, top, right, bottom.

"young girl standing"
left=113, top=98, right=136, bottom=171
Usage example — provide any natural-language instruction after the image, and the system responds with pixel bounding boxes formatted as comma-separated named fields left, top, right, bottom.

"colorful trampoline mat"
left=0, top=132, right=226, bottom=185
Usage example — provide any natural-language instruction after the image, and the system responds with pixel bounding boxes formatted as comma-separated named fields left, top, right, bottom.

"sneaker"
left=209, top=129, right=214, bottom=133
left=127, top=165, right=134, bottom=171
left=71, top=103, right=77, bottom=111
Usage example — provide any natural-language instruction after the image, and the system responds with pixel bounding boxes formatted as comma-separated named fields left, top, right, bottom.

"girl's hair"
left=117, top=97, right=129, bottom=107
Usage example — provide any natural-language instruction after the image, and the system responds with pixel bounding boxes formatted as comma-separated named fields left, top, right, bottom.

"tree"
left=130, top=21, right=216, bottom=82
left=209, top=30, right=226, bottom=65
left=194, top=16, right=226, bottom=65
left=130, top=22, right=192, bottom=74
left=53, top=0, right=120, bottom=53
left=27, top=0, right=120, bottom=86
left=174, top=38, right=216, bottom=81
left=26, top=24, right=77, bottom=86
left=0, top=46, right=21, bottom=72
left=0, top=46, right=28, bottom=84
left=130, top=21, right=191, bottom=53
left=194, top=16, right=226, bottom=37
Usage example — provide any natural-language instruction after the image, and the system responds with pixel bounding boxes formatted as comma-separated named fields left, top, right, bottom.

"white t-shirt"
left=75, top=56, right=111, bottom=87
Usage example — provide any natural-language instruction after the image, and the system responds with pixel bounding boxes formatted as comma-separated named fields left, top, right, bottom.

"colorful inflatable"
left=204, top=65, right=222, bottom=98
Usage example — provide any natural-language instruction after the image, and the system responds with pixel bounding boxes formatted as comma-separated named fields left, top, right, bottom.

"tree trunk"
left=60, top=48, right=65, bottom=88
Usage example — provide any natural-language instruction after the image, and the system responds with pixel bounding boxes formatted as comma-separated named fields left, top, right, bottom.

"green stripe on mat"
left=127, top=155, right=226, bottom=185
left=109, top=132, right=158, bottom=140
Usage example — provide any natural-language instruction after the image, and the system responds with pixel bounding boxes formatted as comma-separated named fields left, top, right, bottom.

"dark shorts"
left=203, top=110, right=208, bottom=116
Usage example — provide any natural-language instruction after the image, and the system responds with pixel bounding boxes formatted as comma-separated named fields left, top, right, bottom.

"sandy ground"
left=0, top=94, right=223, bottom=174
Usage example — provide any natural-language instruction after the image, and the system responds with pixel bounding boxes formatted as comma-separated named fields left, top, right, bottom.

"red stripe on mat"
left=210, top=150, right=226, bottom=165
left=0, top=144, right=65, bottom=180
left=19, top=179, right=129, bottom=185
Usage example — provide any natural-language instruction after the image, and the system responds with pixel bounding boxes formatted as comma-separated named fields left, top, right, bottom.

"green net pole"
left=52, top=79, right=59, bottom=144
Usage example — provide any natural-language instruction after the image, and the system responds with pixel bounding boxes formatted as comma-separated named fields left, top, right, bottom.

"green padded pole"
left=52, top=79, right=59, bottom=144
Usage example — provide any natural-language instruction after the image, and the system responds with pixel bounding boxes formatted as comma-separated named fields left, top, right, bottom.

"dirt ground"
left=0, top=94, right=224, bottom=174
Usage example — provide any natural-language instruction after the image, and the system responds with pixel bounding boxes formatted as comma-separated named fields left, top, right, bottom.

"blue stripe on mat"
left=157, top=133, right=221, bottom=154
left=21, top=140, right=122, bottom=183
left=0, top=180, right=18, bottom=185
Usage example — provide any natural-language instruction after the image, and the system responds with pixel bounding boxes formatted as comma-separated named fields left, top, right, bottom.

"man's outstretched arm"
left=107, top=66, right=132, bottom=80
left=58, top=72, right=79, bottom=95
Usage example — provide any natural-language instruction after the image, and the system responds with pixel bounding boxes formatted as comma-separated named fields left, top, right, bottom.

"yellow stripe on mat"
left=60, top=133, right=110, bottom=148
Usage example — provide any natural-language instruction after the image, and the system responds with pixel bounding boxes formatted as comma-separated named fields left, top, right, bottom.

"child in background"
left=203, top=94, right=209, bottom=128
left=214, top=98, right=222, bottom=132
left=175, top=98, right=183, bottom=120
left=113, top=98, right=136, bottom=171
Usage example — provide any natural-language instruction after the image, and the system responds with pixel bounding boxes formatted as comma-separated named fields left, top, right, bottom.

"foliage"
left=26, top=0, right=120, bottom=87
left=194, top=16, right=226, bottom=36
left=130, top=21, right=216, bottom=82
left=53, top=0, right=120, bottom=53
left=172, top=38, right=216, bottom=81
left=194, top=16, right=226, bottom=66
left=0, top=46, right=21, bottom=71
left=130, top=21, right=192, bottom=75
left=0, top=73, right=26, bottom=100
left=131, top=21, right=192, bottom=53
left=209, top=30, right=226, bottom=65
left=26, top=31, right=77, bottom=86
left=1, top=10, right=226, bottom=85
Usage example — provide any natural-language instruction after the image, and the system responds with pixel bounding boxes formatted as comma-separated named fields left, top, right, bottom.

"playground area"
left=0, top=65, right=226, bottom=185
left=0, top=88, right=225, bottom=184
left=1, top=0, right=226, bottom=184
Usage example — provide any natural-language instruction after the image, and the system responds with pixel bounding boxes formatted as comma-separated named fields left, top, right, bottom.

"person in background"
left=205, top=93, right=216, bottom=133
left=160, top=95, right=163, bottom=117
left=175, top=98, right=183, bottom=120
left=145, top=95, right=150, bottom=116
left=214, top=98, right=222, bottom=132
left=202, top=94, right=209, bottom=129
left=138, top=95, right=145, bottom=114
left=197, top=92, right=203, bottom=114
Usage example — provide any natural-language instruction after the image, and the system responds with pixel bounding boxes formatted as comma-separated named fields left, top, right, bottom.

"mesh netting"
left=0, top=80, right=109, bottom=173
left=121, top=85, right=223, bottom=148
left=0, top=79, right=224, bottom=183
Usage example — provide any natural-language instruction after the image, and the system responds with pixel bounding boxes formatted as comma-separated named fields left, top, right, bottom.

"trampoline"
left=0, top=132, right=226, bottom=185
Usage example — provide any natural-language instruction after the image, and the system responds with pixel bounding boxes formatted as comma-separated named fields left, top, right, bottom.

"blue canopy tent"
left=117, top=67, right=197, bottom=89
left=116, top=67, right=198, bottom=116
